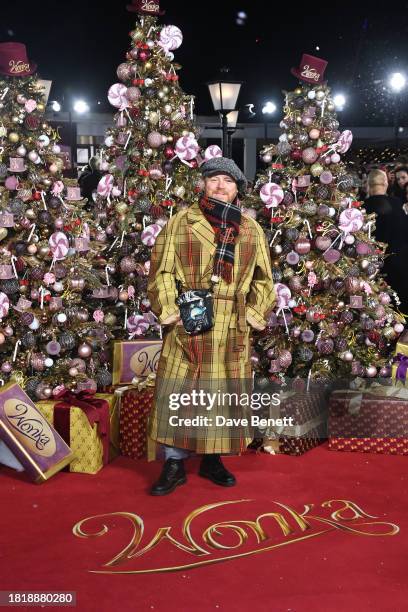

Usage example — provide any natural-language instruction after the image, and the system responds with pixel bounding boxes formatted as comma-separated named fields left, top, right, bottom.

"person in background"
left=392, top=165, right=408, bottom=203
left=78, top=155, right=103, bottom=202
left=365, top=169, right=408, bottom=313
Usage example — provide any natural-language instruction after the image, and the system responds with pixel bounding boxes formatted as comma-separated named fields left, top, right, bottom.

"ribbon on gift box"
left=393, top=353, right=408, bottom=384
left=53, top=390, right=110, bottom=465
left=332, top=383, right=408, bottom=416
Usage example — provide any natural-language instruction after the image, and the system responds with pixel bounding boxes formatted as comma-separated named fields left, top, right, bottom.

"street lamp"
left=333, top=93, right=346, bottom=111
left=389, top=72, right=406, bottom=149
left=207, top=68, right=242, bottom=157
left=226, top=110, right=239, bottom=158
left=73, top=99, right=89, bottom=114
left=262, top=100, right=277, bottom=140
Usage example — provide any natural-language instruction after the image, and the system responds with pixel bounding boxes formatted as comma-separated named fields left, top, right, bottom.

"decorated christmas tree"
left=243, top=54, right=405, bottom=385
left=0, top=42, right=111, bottom=399
left=90, top=0, right=210, bottom=340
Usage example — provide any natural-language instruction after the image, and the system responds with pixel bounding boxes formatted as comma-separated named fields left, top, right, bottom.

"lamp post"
left=389, top=72, right=406, bottom=150
left=226, top=110, right=239, bottom=159
left=261, top=101, right=277, bottom=141
left=48, top=98, right=89, bottom=170
left=207, top=68, right=242, bottom=157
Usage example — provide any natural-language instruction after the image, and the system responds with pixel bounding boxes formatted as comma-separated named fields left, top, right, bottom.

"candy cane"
left=165, top=175, right=172, bottom=192
left=10, top=256, right=18, bottom=279
left=323, top=231, right=343, bottom=254
left=108, top=236, right=119, bottom=252
left=124, top=307, right=128, bottom=330
left=190, top=96, right=194, bottom=119
left=269, top=229, right=282, bottom=247
left=124, top=130, right=132, bottom=150
left=39, top=286, right=45, bottom=309
left=0, top=87, right=9, bottom=100
left=367, top=221, right=373, bottom=239
left=12, top=340, right=21, bottom=362
left=105, top=265, right=110, bottom=286
left=28, top=223, right=36, bottom=242
left=120, top=231, right=125, bottom=247
left=41, top=191, right=47, bottom=210
left=276, top=307, right=290, bottom=336
left=142, top=216, right=147, bottom=230
left=303, top=219, right=313, bottom=239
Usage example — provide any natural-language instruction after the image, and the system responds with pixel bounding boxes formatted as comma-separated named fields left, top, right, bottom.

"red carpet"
left=1, top=444, right=407, bottom=611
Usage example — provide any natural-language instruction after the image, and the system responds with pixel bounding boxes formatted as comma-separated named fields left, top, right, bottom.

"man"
left=147, top=157, right=275, bottom=496
left=365, top=169, right=408, bottom=312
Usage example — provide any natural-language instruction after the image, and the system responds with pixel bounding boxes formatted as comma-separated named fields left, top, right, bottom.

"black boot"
left=199, top=454, right=236, bottom=487
left=150, top=458, right=187, bottom=496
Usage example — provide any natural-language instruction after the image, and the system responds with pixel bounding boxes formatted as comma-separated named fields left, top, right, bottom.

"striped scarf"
left=199, top=195, right=241, bottom=283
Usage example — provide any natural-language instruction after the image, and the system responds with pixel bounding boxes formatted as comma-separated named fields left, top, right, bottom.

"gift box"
left=258, top=389, right=328, bottom=456
left=392, top=331, right=408, bottom=385
left=36, top=391, right=119, bottom=474
left=328, top=386, right=408, bottom=455
left=112, top=339, right=162, bottom=385
left=0, top=382, right=74, bottom=482
left=117, top=382, right=160, bottom=460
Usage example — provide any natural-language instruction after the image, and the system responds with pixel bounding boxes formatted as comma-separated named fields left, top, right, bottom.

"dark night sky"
left=2, top=1, right=408, bottom=125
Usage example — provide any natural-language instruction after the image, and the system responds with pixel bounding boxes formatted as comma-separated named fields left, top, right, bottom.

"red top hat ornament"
left=0, top=42, right=37, bottom=77
left=291, top=54, right=327, bottom=85
left=126, top=0, right=165, bottom=15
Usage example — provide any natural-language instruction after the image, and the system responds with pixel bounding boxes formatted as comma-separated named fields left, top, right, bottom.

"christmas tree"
left=243, top=55, right=405, bottom=385
left=90, top=2, right=208, bottom=340
left=0, top=42, right=111, bottom=399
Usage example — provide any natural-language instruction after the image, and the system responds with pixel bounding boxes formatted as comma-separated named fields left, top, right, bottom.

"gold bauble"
left=8, top=132, right=19, bottom=143
left=294, top=87, right=302, bottom=95
left=296, top=116, right=302, bottom=123
left=26, top=209, right=36, bottom=219
left=116, top=202, right=128, bottom=214
left=37, top=103, right=45, bottom=112
left=134, top=223, right=143, bottom=231
left=104, top=313, right=117, bottom=327
left=145, top=61, right=152, bottom=70
left=38, top=244, right=50, bottom=258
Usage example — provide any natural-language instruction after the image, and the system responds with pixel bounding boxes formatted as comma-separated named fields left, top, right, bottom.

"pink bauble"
left=278, top=349, right=292, bottom=369
left=302, top=116, right=313, bottom=126
left=309, top=128, right=320, bottom=139
left=302, top=147, right=318, bottom=164
left=315, top=236, right=331, bottom=251
left=294, top=237, right=311, bottom=255
left=320, top=171, right=333, bottom=184
left=126, top=86, right=141, bottom=102
left=147, top=132, right=163, bottom=148
left=331, top=153, right=341, bottom=163
left=323, top=249, right=341, bottom=263
left=117, top=63, right=131, bottom=81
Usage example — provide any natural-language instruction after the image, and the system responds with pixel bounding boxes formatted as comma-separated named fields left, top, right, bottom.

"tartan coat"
left=147, top=201, right=275, bottom=454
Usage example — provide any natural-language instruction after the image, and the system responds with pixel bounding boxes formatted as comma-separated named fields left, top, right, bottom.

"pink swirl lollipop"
left=339, top=208, right=364, bottom=234
left=159, top=25, right=183, bottom=50
left=175, top=136, right=199, bottom=161
left=275, top=283, right=292, bottom=309
left=335, top=130, right=353, bottom=154
left=97, top=174, right=114, bottom=198
left=49, top=231, right=69, bottom=260
left=107, top=83, right=129, bottom=110
left=204, top=145, right=222, bottom=160
left=0, top=292, right=9, bottom=319
left=259, top=182, right=284, bottom=208
left=141, top=223, right=161, bottom=246
left=127, top=314, right=150, bottom=336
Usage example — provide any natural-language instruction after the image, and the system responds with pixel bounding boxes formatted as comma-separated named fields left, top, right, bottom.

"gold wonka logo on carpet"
left=72, top=499, right=399, bottom=574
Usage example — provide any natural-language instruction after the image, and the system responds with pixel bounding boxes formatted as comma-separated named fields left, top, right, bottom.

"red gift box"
left=258, top=389, right=328, bottom=456
left=328, top=389, right=408, bottom=455
left=118, top=387, right=155, bottom=459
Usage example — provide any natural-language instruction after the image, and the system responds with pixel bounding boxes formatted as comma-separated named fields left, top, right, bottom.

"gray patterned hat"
left=200, top=157, right=248, bottom=193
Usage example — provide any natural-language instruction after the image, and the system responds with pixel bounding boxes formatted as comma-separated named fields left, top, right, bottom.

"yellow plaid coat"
left=147, top=201, right=275, bottom=454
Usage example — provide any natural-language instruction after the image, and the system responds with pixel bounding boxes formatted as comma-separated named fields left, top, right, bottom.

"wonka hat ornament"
left=291, top=53, right=328, bottom=84
left=0, top=42, right=37, bottom=77
left=126, top=0, right=165, bottom=15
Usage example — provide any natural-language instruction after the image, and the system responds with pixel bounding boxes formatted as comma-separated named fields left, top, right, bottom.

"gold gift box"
left=36, top=393, right=119, bottom=474
left=112, top=340, right=162, bottom=385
